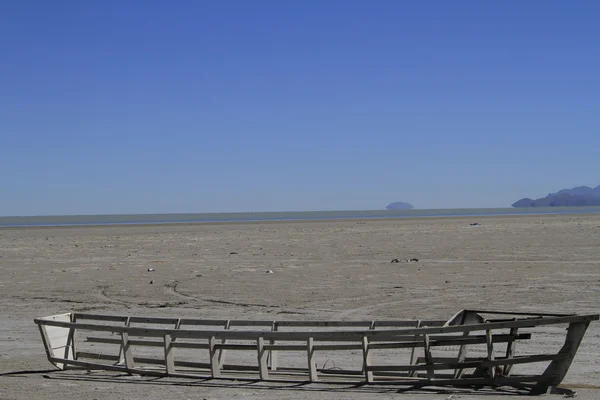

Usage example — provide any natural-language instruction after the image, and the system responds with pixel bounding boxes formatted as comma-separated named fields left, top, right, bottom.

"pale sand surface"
left=1, top=215, right=600, bottom=399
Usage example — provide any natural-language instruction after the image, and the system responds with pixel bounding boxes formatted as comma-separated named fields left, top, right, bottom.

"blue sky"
left=1, top=1, right=599, bottom=216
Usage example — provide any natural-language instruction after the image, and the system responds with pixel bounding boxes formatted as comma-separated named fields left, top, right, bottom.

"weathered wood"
left=117, top=316, right=132, bottom=365
left=72, top=313, right=129, bottom=322
left=268, top=322, right=277, bottom=371
left=66, top=321, right=490, bottom=340
left=121, top=331, right=135, bottom=369
left=172, top=318, right=181, bottom=342
left=214, top=344, right=257, bottom=351
left=423, top=334, right=434, bottom=380
left=35, top=310, right=598, bottom=391
left=504, top=327, right=518, bottom=376
left=366, top=353, right=564, bottom=372
left=217, top=320, right=230, bottom=368
left=67, top=313, right=78, bottom=362
left=362, top=336, right=373, bottom=383
left=130, top=316, right=180, bottom=325
left=314, top=343, right=364, bottom=351
left=178, top=319, right=230, bottom=326
left=164, top=334, right=175, bottom=374
left=263, top=344, right=307, bottom=351
left=257, top=337, right=269, bottom=379
left=87, top=336, right=210, bottom=349
left=307, top=337, right=317, bottom=382
left=37, top=324, right=55, bottom=368
left=209, top=336, right=220, bottom=378
left=408, top=320, right=422, bottom=377
left=465, top=310, right=574, bottom=317
left=277, top=321, right=372, bottom=327
left=452, top=311, right=469, bottom=379
left=367, top=333, right=531, bottom=350
left=486, top=329, right=495, bottom=380
left=36, top=314, right=597, bottom=341
left=73, top=315, right=445, bottom=329
left=529, top=321, right=591, bottom=395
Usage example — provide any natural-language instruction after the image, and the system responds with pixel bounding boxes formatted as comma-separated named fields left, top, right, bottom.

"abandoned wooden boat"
left=35, top=309, right=598, bottom=395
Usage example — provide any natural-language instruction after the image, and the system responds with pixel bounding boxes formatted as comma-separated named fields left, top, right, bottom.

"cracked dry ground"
left=1, top=215, right=600, bottom=400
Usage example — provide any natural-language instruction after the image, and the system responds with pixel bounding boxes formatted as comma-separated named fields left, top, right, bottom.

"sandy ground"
left=1, top=214, right=600, bottom=399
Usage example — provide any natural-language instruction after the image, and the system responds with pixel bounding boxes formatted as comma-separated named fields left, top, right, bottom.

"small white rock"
left=265, top=270, right=274, bottom=274
left=147, top=268, right=155, bottom=272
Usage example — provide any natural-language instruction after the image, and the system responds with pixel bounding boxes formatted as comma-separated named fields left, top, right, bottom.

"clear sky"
left=1, top=1, right=599, bottom=216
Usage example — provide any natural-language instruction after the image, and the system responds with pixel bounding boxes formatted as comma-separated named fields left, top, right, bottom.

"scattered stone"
left=149, top=280, right=153, bottom=284
left=470, top=222, right=481, bottom=226
left=230, top=252, right=238, bottom=255
left=391, top=258, right=400, bottom=263
left=265, top=270, right=274, bottom=274
left=408, top=258, right=419, bottom=263
left=445, top=280, right=450, bottom=283
left=147, top=268, right=155, bottom=272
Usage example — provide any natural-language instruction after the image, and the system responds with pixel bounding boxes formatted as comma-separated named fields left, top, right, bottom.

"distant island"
left=512, top=185, right=600, bottom=207
left=386, top=202, right=414, bottom=210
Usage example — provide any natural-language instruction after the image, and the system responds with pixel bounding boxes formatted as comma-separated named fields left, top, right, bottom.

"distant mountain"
left=512, top=185, right=600, bottom=207
left=386, top=202, right=414, bottom=210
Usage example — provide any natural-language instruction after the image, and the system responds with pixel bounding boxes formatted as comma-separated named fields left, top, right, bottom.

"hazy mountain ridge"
left=386, top=202, right=414, bottom=210
left=513, top=185, right=600, bottom=207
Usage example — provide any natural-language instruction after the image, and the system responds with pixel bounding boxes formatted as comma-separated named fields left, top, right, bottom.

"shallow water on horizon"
left=1, top=207, right=600, bottom=228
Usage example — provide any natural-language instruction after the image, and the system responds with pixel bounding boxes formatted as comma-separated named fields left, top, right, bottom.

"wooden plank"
left=85, top=333, right=531, bottom=351
left=50, top=357, right=130, bottom=372
left=504, top=327, right=518, bottom=376
left=172, top=318, right=181, bottom=342
left=121, top=331, right=135, bottom=369
left=486, top=329, right=495, bottom=380
left=50, top=355, right=557, bottom=387
left=48, top=357, right=193, bottom=377
left=370, top=373, right=555, bottom=386
left=408, top=320, right=422, bottom=378
left=77, top=351, right=121, bottom=361
left=86, top=336, right=210, bottom=349
left=268, top=322, right=277, bottom=371
left=257, top=337, right=269, bottom=379
left=423, top=334, right=434, bottom=380
left=366, top=353, right=564, bottom=372
left=117, top=316, right=132, bottom=365
left=77, top=351, right=216, bottom=370
left=36, top=314, right=597, bottom=341
left=451, top=311, right=470, bottom=380
left=209, top=336, right=220, bottom=378
left=278, top=321, right=373, bottom=327
left=218, top=320, right=230, bottom=368
left=214, top=344, right=257, bottom=351
left=307, top=337, right=317, bottom=382
left=37, top=324, right=57, bottom=368
left=313, top=344, right=364, bottom=351
left=417, top=356, right=459, bottom=364
left=178, top=319, right=229, bottom=326
left=362, top=335, right=373, bottom=383
left=71, top=313, right=129, bottom=323
left=464, top=309, right=575, bottom=317
left=67, top=313, right=78, bottom=363
left=164, top=334, right=175, bottom=374
left=130, top=316, right=180, bottom=325
left=263, top=344, right=307, bottom=351
left=530, top=321, right=591, bottom=395
left=367, top=333, right=531, bottom=350
left=228, top=320, right=279, bottom=327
